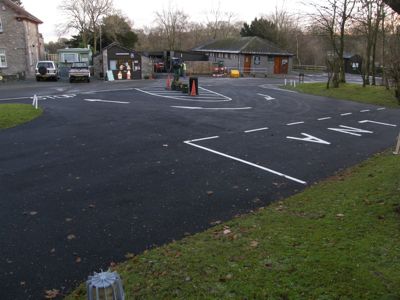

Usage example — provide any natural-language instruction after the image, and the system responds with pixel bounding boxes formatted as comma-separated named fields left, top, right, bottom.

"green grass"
left=67, top=151, right=400, bottom=299
left=289, top=82, right=399, bottom=108
left=0, top=104, right=43, bottom=130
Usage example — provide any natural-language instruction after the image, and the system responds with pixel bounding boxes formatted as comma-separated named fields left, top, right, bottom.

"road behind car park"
left=0, top=77, right=399, bottom=299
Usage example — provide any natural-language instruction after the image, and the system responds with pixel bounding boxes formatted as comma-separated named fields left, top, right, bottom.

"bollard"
left=394, top=132, right=400, bottom=155
left=87, top=270, right=125, bottom=300
left=284, top=78, right=287, bottom=86
left=32, top=94, right=38, bottom=109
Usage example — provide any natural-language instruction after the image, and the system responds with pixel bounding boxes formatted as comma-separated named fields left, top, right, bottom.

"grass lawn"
left=0, top=103, right=42, bottom=130
left=289, top=82, right=399, bottom=108
left=66, top=150, right=400, bottom=299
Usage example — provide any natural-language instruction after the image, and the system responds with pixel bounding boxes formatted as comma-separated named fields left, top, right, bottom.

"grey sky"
left=22, top=0, right=307, bottom=42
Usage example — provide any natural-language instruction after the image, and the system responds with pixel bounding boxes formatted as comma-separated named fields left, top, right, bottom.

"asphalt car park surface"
left=0, top=76, right=399, bottom=299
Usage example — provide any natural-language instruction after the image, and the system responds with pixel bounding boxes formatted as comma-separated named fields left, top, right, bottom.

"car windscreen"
left=72, top=63, right=88, bottom=68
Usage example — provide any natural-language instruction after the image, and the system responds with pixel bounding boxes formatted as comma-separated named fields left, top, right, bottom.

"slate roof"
left=2, top=0, right=43, bottom=24
left=193, top=36, right=293, bottom=56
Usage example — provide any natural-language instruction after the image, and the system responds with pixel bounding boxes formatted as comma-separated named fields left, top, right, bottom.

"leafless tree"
left=311, top=0, right=356, bottom=87
left=87, top=0, right=114, bottom=53
left=154, top=5, right=189, bottom=50
left=58, top=0, right=114, bottom=52
left=385, top=10, right=400, bottom=102
left=58, top=0, right=90, bottom=47
left=205, top=4, right=237, bottom=40
left=353, top=0, right=386, bottom=86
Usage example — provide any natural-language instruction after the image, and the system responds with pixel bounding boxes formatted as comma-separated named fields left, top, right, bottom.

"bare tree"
left=205, top=4, right=237, bottom=39
left=354, top=0, right=386, bottom=86
left=154, top=5, right=189, bottom=50
left=386, top=10, right=400, bottom=102
left=58, top=0, right=90, bottom=47
left=87, top=0, right=114, bottom=53
left=58, top=0, right=114, bottom=52
left=311, top=0, right=356, bottom=87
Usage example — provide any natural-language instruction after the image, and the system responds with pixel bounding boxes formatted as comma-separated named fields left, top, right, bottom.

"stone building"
left=193, top=36, right=293, bottom=75
left=0, top=0, right=44, bottom=79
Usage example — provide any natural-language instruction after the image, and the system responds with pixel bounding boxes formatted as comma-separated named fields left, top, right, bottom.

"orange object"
left=166, top=74, right=171, bottom=90
left=190, top=81, right=197, bottom=96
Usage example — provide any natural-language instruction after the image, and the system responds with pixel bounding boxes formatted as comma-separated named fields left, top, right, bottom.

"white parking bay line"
left=244, top=127, right=269, bottom=133
left=286, top=121, right=305, bottom=126
left=341, top=113, right=352, bottom=116
left=184, top=140, right=307, bottom=185
left=360, top=109, right=370, bottom=113
left=318, top=117, right=332, bottom=121
left=84, top=99, right=130, bottom=104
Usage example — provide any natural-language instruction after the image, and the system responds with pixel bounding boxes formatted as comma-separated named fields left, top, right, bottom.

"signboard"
left=254, top=56, right=261, bottom=65
left=106, top=70, right=114, bottom=81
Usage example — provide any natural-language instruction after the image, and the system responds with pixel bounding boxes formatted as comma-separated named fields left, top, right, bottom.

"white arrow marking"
left=84, top=99, right=130, bottom=104
left=287, top=133, right=331, bottom=145
left=257, top=93, right=276, bottom=101
left=358, top=120, right=397, bottom=127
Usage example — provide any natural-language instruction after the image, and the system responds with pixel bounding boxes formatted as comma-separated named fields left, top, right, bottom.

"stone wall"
left=0, top=4, right=41, bottom=77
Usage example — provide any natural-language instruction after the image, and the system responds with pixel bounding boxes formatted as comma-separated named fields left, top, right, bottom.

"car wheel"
left=69, top=78, right=73, bottom=83
left=36, top=76, right=40, bottom=81
left=87, top=77, right=90, bottom=83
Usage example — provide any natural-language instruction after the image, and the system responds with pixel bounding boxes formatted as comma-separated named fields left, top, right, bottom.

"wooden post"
left=394, top=131, right=400, bottom=155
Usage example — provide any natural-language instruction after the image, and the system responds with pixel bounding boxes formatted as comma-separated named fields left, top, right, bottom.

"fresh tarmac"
left=0, top=76, right=399, bottom=299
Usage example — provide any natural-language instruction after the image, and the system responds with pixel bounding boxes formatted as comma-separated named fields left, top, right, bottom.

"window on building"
left=0, top=49, right=7, bottom=67
left=0, top=17, right=3, bottom=32
left=268, top=55, right=274, bottom=62
left=62, top=53, right=77, bottom=63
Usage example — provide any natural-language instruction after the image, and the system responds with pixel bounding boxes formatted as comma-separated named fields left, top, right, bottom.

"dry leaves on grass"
left=44, top=289, right=60, bottom=299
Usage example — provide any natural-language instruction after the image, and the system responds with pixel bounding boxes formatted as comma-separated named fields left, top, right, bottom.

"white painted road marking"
left=257, top=93, right=276, bottom=101
left=171, top=106, right=252, bottom=110
left=340, top=113, right=353, bottom=116
left=377, top=108, right=386, bottom=111
left=318, top=117, right=332, bottom=121
left=244, top=127, right=269, bottom=133
left=360, top=109, right=371, bottom=113
left=185, top=136, right=220, bottom=143
left=136, top=86, right=232, bottom=102
left=358, top=120, right=397, bottom=127
left=84, top=99, right=130, bottom=104
left=286, top=133, right=331, bottom=145
left=184, top=140, right=307, bottom=185
left=328, top=125, right=373, bottom=137
left=287, top=122, right=305, bottom=126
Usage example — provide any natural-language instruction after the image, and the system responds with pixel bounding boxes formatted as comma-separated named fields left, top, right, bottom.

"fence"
left=293, top=65, right=327, bottom=72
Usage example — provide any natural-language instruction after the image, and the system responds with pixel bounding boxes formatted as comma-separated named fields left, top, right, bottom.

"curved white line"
left=171, top=106, right=252, bottom=110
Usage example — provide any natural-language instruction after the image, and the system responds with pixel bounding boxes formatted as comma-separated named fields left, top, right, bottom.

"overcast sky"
left=22, top=0, right=307, bottom=42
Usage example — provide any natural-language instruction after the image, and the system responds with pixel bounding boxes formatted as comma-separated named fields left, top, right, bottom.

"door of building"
left=244, top=55, right=252, bottom=74
left=274, top=56, right=289, bottom=74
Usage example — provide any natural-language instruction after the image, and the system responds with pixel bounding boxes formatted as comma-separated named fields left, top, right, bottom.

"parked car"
left=35, top=61, right=59, bottom=81
left=69, top=62, right=90, bottom=83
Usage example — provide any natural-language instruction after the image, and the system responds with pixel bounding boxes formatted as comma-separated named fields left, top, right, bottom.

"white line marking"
left=377, top=108, right=386, bottom=111
left=244, top=127, right=269, bottom=133
left=358, top=120, right=397, bottom=127
left=135, top=87, right=232, bottom=102
left=81, top=88, right=135, bottom=94
left=84, top=99, right=130, bottom=104
left=340, top=113, right=352, bottom=116
left=318, top=117, right=332, bottom=121
left=185, top=136, right=220, bottom=143
left=328, top=125, right=373, bottom=136
left=360, top=109, right=370, bottom=113
left=171, top=106, right=252, bottom=110
left=287, top=122, right=305, bottom=126
left=257, top=93, right=275, bottom=101
left=184, top=140, right=307, bottom=185
left=259, top=84, right=298, bottom=93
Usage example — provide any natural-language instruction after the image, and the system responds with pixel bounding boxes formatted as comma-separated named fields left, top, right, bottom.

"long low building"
left=193, top=36, right=293, bottom=75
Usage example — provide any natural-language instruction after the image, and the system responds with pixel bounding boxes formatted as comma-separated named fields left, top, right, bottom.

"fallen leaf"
left=65, top=218, right=72, bottom=222
left=210, top=220, right=222, bottom=225
left=44, top=289, right=60, bottom=299
left=207, top=191, right=214, bottom=196
left=67, top=234, right=76, bottom=240
left=250, top=240, right=259, bottom=248
left=29, top=211, right=38, bottom=216
left=75, top=257, right=82, bottom=263
left=50, top=248, right=56, bottom=254
left=336, top=214, right=345, bottom=218
left=125, top=253, right=135, bottom=259
left=20, top=281, right=26, bottom=286
left=223, top=229, right=231, bottom=235
left=110, top=261, right=117, bottom=268
left=88, top=204, right=96, bottom=208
